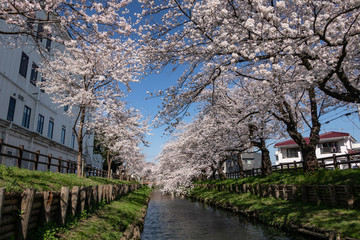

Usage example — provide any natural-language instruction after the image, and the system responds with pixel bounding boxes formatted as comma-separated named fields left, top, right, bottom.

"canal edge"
left=188, top=194, right=358, bottom=240
left=120, top=190, right=151, bottom=240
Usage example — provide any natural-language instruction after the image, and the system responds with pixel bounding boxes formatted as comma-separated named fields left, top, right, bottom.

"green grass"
left=55, top=186, right=152, bottom=240
left=0, top=165, right=135, bottom=192
left=197, top=168, right=360, bottom=186
left=190, top=187, right=360, bottom=239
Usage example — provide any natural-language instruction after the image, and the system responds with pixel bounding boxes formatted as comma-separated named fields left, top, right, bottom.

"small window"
left=71, top=132, right=76, bottom=149
left=40, top=78, right=46, bottom=93
left=46, top=34, right=52, bottom=51
left=286, top=148, right=299, bottom=158
left=30, top=62, right=38, bottom=86
left=321, top=142, right=339, bottom=154
left=64, top=105, right=69, bottom=112
left=47, top=119, right=54, bottom=139
left=6, top=97, right=16, bottom=121
left=26, top=18, right=34, bottom=30
left=37, top=23, right=44, bottom=41
left=61, top=126, right=66, bottom=144
left=22, top=105, right=31, bottom=128
left=37, top=114, right=44, bottom=134
left=19, top=52, right=29, bottom=78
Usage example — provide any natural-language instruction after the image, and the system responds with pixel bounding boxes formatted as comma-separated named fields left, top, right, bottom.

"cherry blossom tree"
left=139, top=0, right=356, bottom=172
left=0, top=0, right=134, bottom=50
left=93, top=97, right=148, bottom=179
left=40, top=36, right=144, bottom=177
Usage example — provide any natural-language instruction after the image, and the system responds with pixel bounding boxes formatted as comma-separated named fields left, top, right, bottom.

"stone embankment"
left=120, top=197, right=151, bottom=240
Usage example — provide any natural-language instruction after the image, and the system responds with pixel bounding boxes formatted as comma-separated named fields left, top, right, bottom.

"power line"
left=323, top=111, right=358, bottom=124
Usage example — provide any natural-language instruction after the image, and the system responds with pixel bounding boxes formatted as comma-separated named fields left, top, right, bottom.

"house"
left=223, top=151, right=262, bottom=174
left=0, top=20, right=101, bottom=171
left=275, top=131, right=357, bottom=167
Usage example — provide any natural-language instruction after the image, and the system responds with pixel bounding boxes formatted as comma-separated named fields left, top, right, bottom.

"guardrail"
left=222, top=152, right=360, bottom=179
left=0, top=139, right=119, bottom=179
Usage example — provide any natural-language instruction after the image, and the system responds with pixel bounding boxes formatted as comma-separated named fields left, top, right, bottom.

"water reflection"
left=141, top=191, right=310, bottom=240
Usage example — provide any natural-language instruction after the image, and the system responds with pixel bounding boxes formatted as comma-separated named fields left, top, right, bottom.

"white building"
left=275, top=131, right=357, bottom=166
left=0, top=20, right=101, bottom=171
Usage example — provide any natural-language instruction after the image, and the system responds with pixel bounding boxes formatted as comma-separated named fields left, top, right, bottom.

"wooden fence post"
left=58, top=157, right=62, bottom=173
left=333, top=154, right=338, bottom=169
left=85, top=187, right=92, bottom=208
left=43, top=191, right=53, bottom=223
left=34, top=150, right=40, bottom=171
left=291, top=185, right=297, bottom=201
left=60, top=187, right=70, bottom=225
left=19, top=188, right=36, bottom=240
left=301, top=185, right=308, bottom=203
left=92, top=185, right=98, bottom=204
left=66, top=161, right=70, bottom=173
left=71, top=186, right=79, bottom=216
left=47, top=154, right=52, bottom=171
left=0, top=139, right=3, bottom=164
left=344, top=185, right=355, bottom=209
left=274, top=185, right=280, bottom=199
left=282, top=185, right=288, bottom=200
left=79, top=187, right=86, bottom=212
left=313, top=185, right=321, bottom=205
left=293, top=161, right=297, bottom=172
left=0, top=188, right=5, bottom=224
left=98, top=185, right=103, bottom=203
left=328, top=184, right=337, bottom=207
left=347, top=155, right=352, bottom=169
left=17, top=145, right=24, bottom=168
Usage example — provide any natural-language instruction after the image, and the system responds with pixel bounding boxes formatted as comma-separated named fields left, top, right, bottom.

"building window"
left=22, top=105, right=31, bottom=129
left=40, top=78, right=46, bottom=93
left=286, top=148, right=299, bottom=158
left=64, top=105, right=69, bottom=112
left=61, top=126, right=66, bottom=144
left=71, top=132, right=76, bottom=149
left=47, top=119, right=54, bottom=139
left=321, top=142, right=339, bottom=154
left=37, top=23, right=44, bottom=41
left=30, top=62, right=38, bottom=86
left=46, top=34, right=52, bottom=51
left=19, top=52, right=29, bottom=78
left=6, top=97, right=16, bottom=121
left=37, top=114, right=44, bottom=134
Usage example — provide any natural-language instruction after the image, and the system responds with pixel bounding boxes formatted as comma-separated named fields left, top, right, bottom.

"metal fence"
left=0, top=138, right=119, bottom=179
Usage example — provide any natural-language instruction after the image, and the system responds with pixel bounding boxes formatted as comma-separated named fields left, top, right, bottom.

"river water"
left=141, top=191, right=310, bottom=240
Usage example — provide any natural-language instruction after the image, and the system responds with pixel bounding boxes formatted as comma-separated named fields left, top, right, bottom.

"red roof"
left=274, top=131, right=350, bottom=147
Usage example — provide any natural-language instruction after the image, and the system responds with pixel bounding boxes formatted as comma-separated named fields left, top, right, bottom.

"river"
left=141, top=191, right=311, bottom=240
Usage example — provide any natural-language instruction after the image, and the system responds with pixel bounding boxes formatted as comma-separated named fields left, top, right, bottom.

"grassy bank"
left=0, top=165, right=135, bottom=192
left=31, top=186, right=152, bottom=240
left=190, top=187, right=360, bottom=239
left=197, top=168, right=360, bottom=186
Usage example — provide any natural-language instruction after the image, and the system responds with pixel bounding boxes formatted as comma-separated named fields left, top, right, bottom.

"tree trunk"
left=210, top=165, right=217, bottom=180
left=75, top=107, right=86, bottom=177
left=217, top=157, right=227, bottom=180
left=301, top=145, right=319, bottom=172
left=259, top=140, right=272, bottom=176
left=235, top=152, right=245, bottom=178
left=273, top=87, right=321, bottom=172
left=248, top=124, right=272, bottom=176
left=107, top=151, right=113, bottom=179
left=217, top=166, right=226, bottom=180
